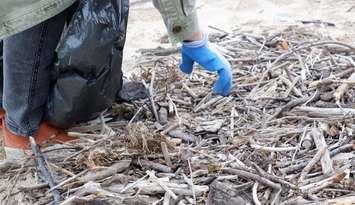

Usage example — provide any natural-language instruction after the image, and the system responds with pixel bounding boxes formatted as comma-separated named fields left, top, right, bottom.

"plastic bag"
left=46, top=0, right=129, bottom=128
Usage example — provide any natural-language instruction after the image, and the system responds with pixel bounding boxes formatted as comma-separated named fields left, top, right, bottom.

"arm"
left=153, top=0, right=233, bottom=96
left=152, top=0, right=202, bottom=42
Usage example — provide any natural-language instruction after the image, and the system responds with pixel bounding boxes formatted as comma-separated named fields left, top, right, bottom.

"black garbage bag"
left=46, top=0, right=129, bottom=128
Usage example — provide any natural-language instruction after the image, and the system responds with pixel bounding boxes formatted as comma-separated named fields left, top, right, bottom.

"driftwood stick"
left=280, top=75, right=303, bottom=97
left=120, top=174, right=148, bottom=193
left=250, top=143, right=298, bottom=152
left=300, top=169, right=349, bottom=193
left=270, top=41, right=355, bottom=70
left=129, top=106, right=143, bottom=124
left=268, top=93, right=320, bottom=120
left=193, top=92, right=212, bottom=112
left=182, top=82, right=198, bottom=99
left=136, top=159, right=173, bottom=173
left=311, top=128, right=334, bottom=176
left=298, top=147, right=326, bottom=185
left=163, top=192, right=171, bottom=205
left=222, top=168, right=281, bottom=190
left=252, top=182, right=262, bottom=205
left=310, top=79, right=355, bottom=87
left=18, top=182, right=48, bottom=192
left=146, top=63, right=159, bottom=122
left=147, top=171, right=178, bottom=200
left=48, top=162, right=75, bottom=177
left=80, top=159, right=132, bottom=182
left=29, top=137, right=61, bottom=203
left=251, top=163, right=298, bottom=189
left=188, top=159, right=197, bottom=205
left=194, top=96, right=223, bottom=112
left=293, top=107, right=355, bottom=118
left=48, top=170, right=89, bottom=192
left=322, top=196, right=355, bottom=204
left=137, top=181, right=209, bottom=197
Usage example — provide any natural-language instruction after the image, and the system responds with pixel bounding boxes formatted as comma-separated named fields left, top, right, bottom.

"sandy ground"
left=123, top=0, right=355, bottom=73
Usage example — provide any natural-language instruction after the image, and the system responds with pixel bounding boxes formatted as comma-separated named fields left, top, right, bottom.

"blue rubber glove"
left=180, top=33, right=232, bottom=96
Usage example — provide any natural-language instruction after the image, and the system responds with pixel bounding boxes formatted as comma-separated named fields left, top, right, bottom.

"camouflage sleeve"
left=152, top=0, right=200, bottom=43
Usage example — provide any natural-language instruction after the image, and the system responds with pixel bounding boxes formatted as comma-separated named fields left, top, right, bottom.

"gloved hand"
left=180, top=33, right=232, bottom=96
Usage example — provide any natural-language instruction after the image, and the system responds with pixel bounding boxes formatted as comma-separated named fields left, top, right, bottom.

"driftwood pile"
left=1, top=26, right=355, bottom=205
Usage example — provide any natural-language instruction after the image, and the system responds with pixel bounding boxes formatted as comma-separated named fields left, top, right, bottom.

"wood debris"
left=1, top=26, right=355, bottom=204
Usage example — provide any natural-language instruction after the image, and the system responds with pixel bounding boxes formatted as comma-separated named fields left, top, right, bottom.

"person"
left=0, top=0, right=232, bottom=167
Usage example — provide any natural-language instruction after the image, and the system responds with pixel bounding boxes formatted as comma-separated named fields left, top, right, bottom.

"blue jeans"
left=3, top=8, right=74, bottom=136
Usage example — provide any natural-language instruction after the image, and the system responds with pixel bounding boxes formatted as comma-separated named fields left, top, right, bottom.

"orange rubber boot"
left=0, top=112, right=78, bottom=167
left=2, top=120, right=78, bottom=150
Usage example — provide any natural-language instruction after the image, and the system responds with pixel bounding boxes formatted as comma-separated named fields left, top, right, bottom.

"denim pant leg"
left=3, top=12, right=68, bottom=136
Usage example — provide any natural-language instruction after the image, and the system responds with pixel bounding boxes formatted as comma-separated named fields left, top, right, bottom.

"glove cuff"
left=182, top=32, right=208, bottom=48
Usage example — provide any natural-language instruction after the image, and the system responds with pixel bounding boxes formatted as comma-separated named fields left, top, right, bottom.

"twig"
left=193, top=92, right=212, bottom=112
left=29, top=136, right=61, bottom=203
left=300, top=168, right=349, bottom=193
left=48, top=162, right=75, bottom=177
left=298, top=147, right=326, bottom=185
left=270, top=41, right=355, bottom=69
left=145, top=63, right=159, bottom=122
left=251, top=162, right=298, bottom=189
left=222, top=168, right=281, bottom=190
left=48, top=169, right=88, bottom=193
left=129, top=106, right=143, bottom=124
